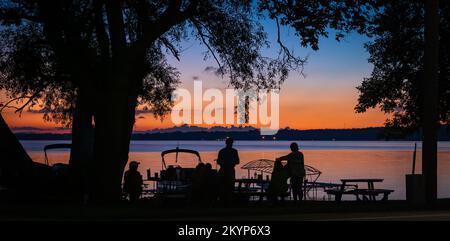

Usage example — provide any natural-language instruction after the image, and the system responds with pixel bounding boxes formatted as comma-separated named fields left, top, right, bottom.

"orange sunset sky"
left=0, top=31, right=389, bottom=132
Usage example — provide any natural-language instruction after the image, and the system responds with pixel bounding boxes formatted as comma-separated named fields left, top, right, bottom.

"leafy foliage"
left=0, top=0, right=383, bottom=126
left=0, top=23, right=76, bottom=126
left=259, top=0, right=379, bottom=50
left=355, top=0, right=450, bottom=130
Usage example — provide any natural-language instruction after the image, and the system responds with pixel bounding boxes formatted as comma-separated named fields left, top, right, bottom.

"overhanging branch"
left=275, top=17, right=307, bottom=73
left=131, top=0, right=200, bottom=57
left=0, top=94, right=39, bottom=115
left=160, top=37, right=180, bottom=61
left=191, top=19, right=224, bottom=74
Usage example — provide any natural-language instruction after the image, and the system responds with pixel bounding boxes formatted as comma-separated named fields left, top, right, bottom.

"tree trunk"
left=70, top=89, right=95, bottom=201
left=91, top=86, right=137, bottom=202
left=422, top=0, right=439, bottom=204
left=0, top=113, right=33, bottom=184
left=0, top=113, right=53, bottom=200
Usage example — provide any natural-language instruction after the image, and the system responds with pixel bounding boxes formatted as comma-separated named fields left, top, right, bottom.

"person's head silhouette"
left=290, top=142, right=299, bottom=152
left=196, top=162, right=206, bottom=170
left=129, top=161, right=140, bottom=171
left=274, top=160, right=283, bottom=172
left=225, top=137, right=234, bottom=148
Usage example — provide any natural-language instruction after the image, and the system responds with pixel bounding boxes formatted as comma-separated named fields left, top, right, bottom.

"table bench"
left=354, top=189, right=394, bottom=201
left=325, top=179, right=394, bottom=202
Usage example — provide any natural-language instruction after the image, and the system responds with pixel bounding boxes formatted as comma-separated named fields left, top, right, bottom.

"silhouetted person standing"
left=217, top=138, right=240, bottom=206
left=276, top=142, right=305, bottom=203
left=123, top=161, right=143, bottom=202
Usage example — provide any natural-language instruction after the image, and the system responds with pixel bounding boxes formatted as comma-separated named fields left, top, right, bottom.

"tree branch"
left=275, top=17, right=307, bottom=74
left=0, top=94, right=38, bottom=115
left=105, top=0, right=127, bottom=58
left=131, top=0, right=200, bottom=57
left=160, top=37, right=180, bottom=61
left=94, top=0, right=111, bottom=62
left=0, top=8, right=43, bottom=24
left=191, top=19, right=223, bottom=73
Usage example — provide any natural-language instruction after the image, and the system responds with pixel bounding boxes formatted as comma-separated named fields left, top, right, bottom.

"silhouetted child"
left=123, top=161, right=143, bottom=202
left=268, top=160, right=288, bottom=205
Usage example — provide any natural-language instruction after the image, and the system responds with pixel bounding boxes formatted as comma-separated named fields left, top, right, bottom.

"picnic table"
left=325, top=178, right=394, bottom=202
left=235, top=178, right=270, bottom=201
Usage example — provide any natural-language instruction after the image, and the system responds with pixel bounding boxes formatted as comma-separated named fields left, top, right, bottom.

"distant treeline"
left=15, top=127, right=450, bottom=141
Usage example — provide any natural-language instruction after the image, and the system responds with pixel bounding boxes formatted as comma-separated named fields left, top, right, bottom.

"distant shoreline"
left=13, top=126, right=450, bottom=141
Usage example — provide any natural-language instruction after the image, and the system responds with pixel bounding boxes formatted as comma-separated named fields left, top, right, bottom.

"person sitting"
left=191, top=163, right=206, bottom=205
left=164, top=165, right=177, bottom=181
left=123, top=161, right=143, bottom=202
left=268, top=160, right=289, bottom=205
left=204, top=163, right=218, bottom=206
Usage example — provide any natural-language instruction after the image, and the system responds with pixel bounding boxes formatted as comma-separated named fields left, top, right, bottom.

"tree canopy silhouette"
left=0, top=0, right=379, bottom=201
left=355, top=0, right=449, bottom=132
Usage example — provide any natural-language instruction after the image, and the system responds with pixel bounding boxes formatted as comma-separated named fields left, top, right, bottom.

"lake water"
left=21, top=140, right=450, bottom=200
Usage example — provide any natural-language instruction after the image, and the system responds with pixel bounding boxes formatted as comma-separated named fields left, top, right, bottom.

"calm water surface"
left=21, top=140, right=450, bottom=200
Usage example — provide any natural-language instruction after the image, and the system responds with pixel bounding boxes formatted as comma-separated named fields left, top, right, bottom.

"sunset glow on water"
left=24, top=140, right=450, bottom=200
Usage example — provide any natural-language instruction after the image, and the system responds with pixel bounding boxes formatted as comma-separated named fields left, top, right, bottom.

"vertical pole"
left=422, top=0, right=439, bottom=204
left=412, top=143, right=417, bottom=174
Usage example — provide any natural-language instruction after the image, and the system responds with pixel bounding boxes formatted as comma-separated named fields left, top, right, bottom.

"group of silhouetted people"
left=122, top=137, right=306, bottom=206
left=188, top=137, right=240, bottom=207
left=270, top=142, right=305, bottom=205
left=191, top=162, right=218, bottom=206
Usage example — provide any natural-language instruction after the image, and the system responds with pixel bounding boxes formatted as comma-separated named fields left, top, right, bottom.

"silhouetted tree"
left=354, top=0, right=445, bottom=202
left=355, top=0, right=449, bottom=131
left=422, top=0, right=439, bottom=203
left=0, top=113, right=33, bottom=181
left=0, top=113, right=57, bottom=200
left=0, top=0, right=379, bottom=201
left=1, top=0, right=180, bottom=201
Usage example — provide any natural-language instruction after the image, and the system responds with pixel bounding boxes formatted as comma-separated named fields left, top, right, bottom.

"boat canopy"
left=44, top=144, right=71, bottom=152
left=44, top=143, right=71, bottom=166
left=161, top=148, right=202, bottom=169
left=161, top=148, right=201, bottom=158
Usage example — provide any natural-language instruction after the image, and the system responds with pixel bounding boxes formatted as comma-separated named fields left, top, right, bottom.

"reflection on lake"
left=22, top=140, right=450, bottom=200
